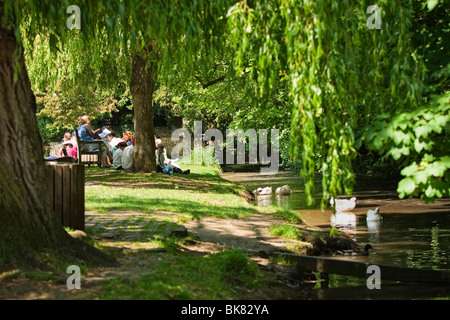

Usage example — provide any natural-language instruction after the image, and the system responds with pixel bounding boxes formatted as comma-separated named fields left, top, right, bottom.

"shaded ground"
left=0, top=211, right=314, bottom=299
left=0, top=168, right=360, bottom=300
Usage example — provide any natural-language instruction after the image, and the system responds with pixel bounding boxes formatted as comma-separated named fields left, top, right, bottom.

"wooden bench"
left=75, top=129, right=104, bottom=167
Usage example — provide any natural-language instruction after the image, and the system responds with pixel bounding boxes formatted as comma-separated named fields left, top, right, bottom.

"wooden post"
left=45, top=163, right=85, bottom=230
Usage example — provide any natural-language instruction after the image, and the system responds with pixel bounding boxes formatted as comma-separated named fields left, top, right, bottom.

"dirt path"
left=183, top=213, right=307, bottom=255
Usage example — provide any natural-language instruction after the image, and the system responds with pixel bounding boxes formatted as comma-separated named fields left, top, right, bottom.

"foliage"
left=22, top=26, right=129, bottom=131
left=227, top=0, right=425, bottom=207
left=5, top=0, right=448, bottom=204
left=360, top=92, right=450, bottom=201
left=358, top=1, right=450, bottom=202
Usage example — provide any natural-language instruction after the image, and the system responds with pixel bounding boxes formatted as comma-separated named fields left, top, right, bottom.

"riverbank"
left=0, top=165, right=361, bottom=300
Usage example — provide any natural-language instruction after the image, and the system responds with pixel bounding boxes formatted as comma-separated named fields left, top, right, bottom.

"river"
left=221, top=170, right=450, bottom=299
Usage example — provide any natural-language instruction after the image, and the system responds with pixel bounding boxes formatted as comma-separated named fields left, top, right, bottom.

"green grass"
left=85, top=165, right=302, bottom=223
left=82, top=165, right=302, bottom=299
left=97, top=249, right=264, bottom=300
left=87, top=166, right=269, bottom=218
left=269, top=224, right=302, bottom=240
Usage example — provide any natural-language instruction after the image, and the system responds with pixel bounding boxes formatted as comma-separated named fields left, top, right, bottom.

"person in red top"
left=60, top=132, right=78, bottom=159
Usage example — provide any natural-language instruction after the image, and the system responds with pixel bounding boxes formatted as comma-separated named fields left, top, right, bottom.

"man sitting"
left=112, top=141, right=127, bottom=170
left=156, top=144, right=190, bottom=175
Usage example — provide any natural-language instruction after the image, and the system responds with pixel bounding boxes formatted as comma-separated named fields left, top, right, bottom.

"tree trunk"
left=0, top=16, right=115, bottom=271
left=130, top=49, right=157, bottom=173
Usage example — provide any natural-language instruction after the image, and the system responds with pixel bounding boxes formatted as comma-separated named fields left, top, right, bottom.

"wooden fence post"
left=45, top=163, right=85, bottom=230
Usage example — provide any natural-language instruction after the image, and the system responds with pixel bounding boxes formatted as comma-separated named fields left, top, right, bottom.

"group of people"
left=58, top=115, right=189, bottom=175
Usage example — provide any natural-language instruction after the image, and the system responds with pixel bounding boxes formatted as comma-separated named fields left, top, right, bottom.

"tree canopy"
left=5, top=0, right=449, bottom=206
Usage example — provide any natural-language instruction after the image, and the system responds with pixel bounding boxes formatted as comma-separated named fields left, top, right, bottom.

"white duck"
left=275, top=185, right=292, bottom=196
left=329, top=197, right=357, bottom=212
left=253, top=186, right=272, bottom=195
left=330, top=212, right=356, bottom=228
left=366, top=207, right=382, bottom=221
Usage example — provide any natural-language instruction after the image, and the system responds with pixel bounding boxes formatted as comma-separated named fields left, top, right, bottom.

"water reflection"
left=330, top=212, right=356, bottom=229
left=366, top=219, right=381, bottom=243
left=255, top=194, right=292, bottom=208
left=222, top=170, right=450, bottom=299
left=221, top=171, right=450, bottom=271
left=255, top=195, right=272, bottom=207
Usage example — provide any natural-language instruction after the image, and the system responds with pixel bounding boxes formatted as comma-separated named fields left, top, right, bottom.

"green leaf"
left=413, top=171, right=428, bottom=185
left=414, top=139, right=428, bottom=153
left=389, top=146, right=410, bottom=160
left=441, top=156, right=450, bottom=168
left=414, top=126, right=431, bottom=139
left=401, top=163, right=419, bottom=176
left=397, top=177, right=417, bottom=196
left=427, top=0, right=439, bottom=11
left=424, top=161, right=446, bottom=177
left=425, top=185, right=435, bottom=198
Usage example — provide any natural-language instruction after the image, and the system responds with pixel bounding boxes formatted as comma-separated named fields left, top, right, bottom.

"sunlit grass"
left=85, top=165, right=301, bottom=222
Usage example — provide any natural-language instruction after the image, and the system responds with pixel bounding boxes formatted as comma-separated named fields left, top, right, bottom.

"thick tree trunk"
left=130, top=49, right=157, bottom=173
left=0, top=17, right=115, bottom=271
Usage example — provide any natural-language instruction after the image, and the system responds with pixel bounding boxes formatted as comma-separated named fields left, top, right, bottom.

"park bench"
left=44, top=128, right=104, bottom=167
left=75, top=129, right=103, bottom=167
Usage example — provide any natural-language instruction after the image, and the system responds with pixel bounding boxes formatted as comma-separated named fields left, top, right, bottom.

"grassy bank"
left=85, top=165, right=302, bottom=222
left=80, top=165, right=305, bottom=299
left=0, top=165, right=354, bottom=299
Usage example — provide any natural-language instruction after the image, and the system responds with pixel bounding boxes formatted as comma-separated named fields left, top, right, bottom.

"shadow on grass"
left=85, top=167, right=246, bottom=195
left=86, top=195, right=259, bottom=219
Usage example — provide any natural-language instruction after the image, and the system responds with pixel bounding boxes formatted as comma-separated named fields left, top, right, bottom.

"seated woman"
left=156, top=144, right=190, bottom=175
left=77, top=115, right=101, bottom=141
left=77, top=115, right=109, bottom=167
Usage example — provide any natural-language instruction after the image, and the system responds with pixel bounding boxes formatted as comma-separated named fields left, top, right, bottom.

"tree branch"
left=194, top=74, right=226, bottom=89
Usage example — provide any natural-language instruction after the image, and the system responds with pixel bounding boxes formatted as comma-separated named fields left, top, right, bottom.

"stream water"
left=221, top=170, right=450, bottom=299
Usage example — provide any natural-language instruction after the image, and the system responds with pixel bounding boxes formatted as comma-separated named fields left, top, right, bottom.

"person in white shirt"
left=112, top=142, right=127, bottom=170
left=122, top=139, right=135, bottom=170
left=106, top=131, right=125, bottom=152
left=156, top=144, right=190, bottom=174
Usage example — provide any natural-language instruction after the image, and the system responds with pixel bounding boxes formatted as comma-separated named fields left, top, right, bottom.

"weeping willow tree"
left=0, top=0, right=232, bottom=270
left=228, top=0, right=426, bottom=206
left=0, top=1, right=117, bottom=271
left=21, top=0, right=233, bottom=172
